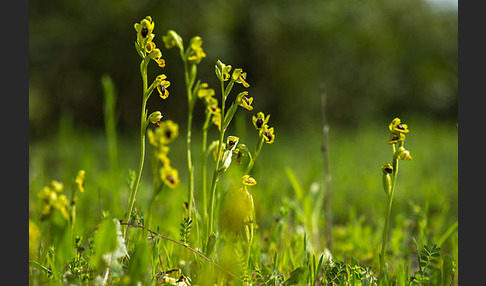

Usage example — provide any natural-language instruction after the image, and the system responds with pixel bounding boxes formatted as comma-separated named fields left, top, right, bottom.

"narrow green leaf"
left=441, top=255, right=454, bottom=286
left=285, top=168, right=304, bottom=202
left=412, top=237, right=422, bottom=272
left=205, top=232, right=216, bottom=258
left=222, top=102, right=238, bottom=130
left=437, top=221, right=458, bottom=247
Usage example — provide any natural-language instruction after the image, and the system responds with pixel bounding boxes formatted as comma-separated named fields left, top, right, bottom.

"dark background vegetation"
left=29, top=0, right=457, bottom=140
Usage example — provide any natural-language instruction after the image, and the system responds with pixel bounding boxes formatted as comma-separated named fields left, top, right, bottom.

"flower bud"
left=215, top=60, right=232, bottom=81
left=187, top=36, right=206, bottom=64
left=148, top=111, right=163, bottom=124
left=396, top=146, right=412, bottom=160
left=162, top=30, right=183, bottom=51
left=381, top=163, right=393, bottom=196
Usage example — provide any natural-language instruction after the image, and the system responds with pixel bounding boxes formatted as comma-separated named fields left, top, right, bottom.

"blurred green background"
left=29, top=0, right=457, bottom=140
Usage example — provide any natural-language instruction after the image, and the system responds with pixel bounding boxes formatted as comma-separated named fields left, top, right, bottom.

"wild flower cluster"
left=148, top=120, right=180, bottom=189
left=37, top=180, right=70, bottom=221
left=37, top=170, right=86, bottom=223
left=129, top=15, right=277, bottom=283
left=30, top=170, right=87, bottom=283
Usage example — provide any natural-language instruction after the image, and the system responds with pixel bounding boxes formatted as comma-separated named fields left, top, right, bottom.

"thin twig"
left=120, top=222, right=240, bottom=281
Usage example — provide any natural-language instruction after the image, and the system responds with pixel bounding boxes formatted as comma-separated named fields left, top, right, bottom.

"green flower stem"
left=182, top=56, right=197, bottom=222
left=246, top=135, right=264, bottom=174
left=187, top=100, right=202, bottom=245
left=186, top=97, right=195, bottom=219
left=201, top=113, right=212, bottom=226
left=246, top=201, right=255, bottom=274
left=207, top=78, right=228, bottom=239
left=182, top=56, right=203, bottom=248
left=379, top=151, right=400, bottom=277
left=124, top=58, right=150, bottom=238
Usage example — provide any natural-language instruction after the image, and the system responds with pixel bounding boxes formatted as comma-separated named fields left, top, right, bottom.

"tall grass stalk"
left=246, top=136, right=263, bottom=174
left=101, top=74, right=119, bottom=181
left=319, top=84, right=333, bottom=251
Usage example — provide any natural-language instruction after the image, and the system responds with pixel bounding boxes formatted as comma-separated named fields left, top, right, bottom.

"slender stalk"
left=246, top=135, right=264, bottom=174
left=124, top=59, right=149, bottom=238
left=124, top=102, right=147, bottom=236
left=379, top=154, right=399, bottom=277
left=186, top=98, right=195, bottom=219
left=245, top=206, right=255, bottom=273
left=201, top=114, right=211, bottom=226
left=208, top=130, right=225, bottom=237
left=320, top=84, right=333, bottom=251
left=182, top=56, right=196, bottom=221
left=208, top=78, right=227, bottom=238
left=182, top=58, right=204, bottom=251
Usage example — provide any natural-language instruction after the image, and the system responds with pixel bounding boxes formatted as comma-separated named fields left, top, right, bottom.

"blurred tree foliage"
left=29, top=0, right=457, bottom=139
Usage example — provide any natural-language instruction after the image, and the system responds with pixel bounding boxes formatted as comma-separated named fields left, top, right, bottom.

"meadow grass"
left=29, top=114, right=458, bottom=284
left=28, top=16, right=457, bottom=285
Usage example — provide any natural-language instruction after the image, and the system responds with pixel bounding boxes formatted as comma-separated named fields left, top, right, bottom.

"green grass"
left=29, top=116, right=458, bottom=284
